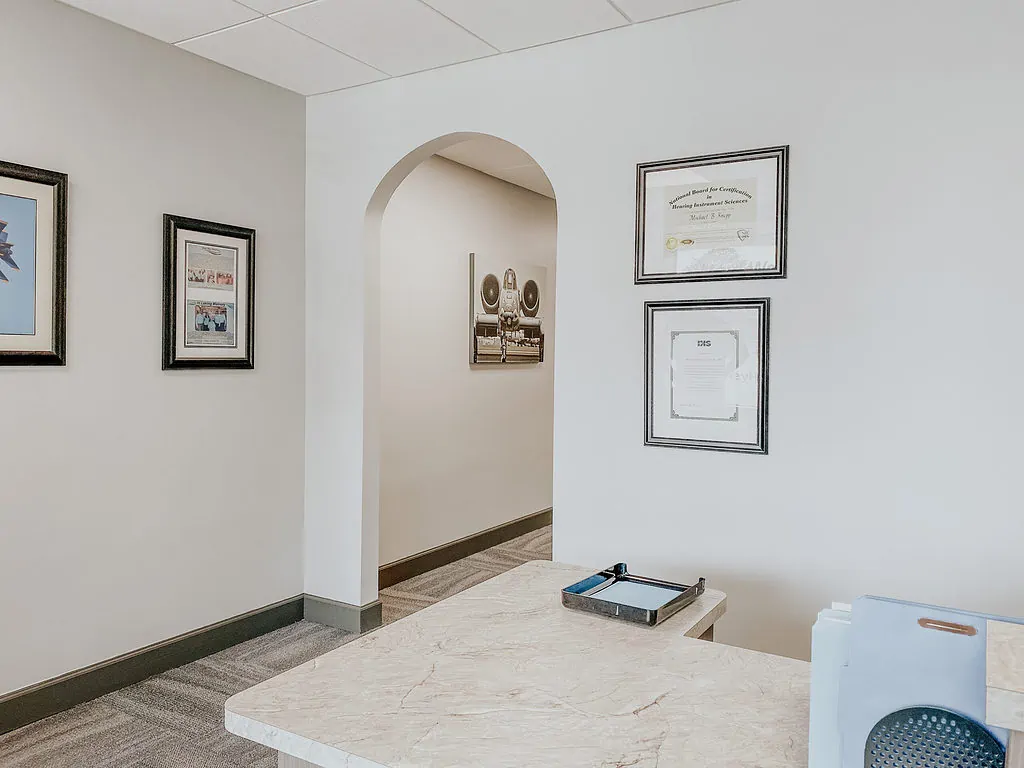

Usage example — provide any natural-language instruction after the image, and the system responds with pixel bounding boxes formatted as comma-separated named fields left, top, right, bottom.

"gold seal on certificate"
left=636, top=147, right=788, bottom=284
left=645, top=298, right=769, bottom=454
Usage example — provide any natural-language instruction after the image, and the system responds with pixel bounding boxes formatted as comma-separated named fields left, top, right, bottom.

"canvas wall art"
left=470, top=253, right=547, bottom=365
left=0, top=160, right=67, bottom=366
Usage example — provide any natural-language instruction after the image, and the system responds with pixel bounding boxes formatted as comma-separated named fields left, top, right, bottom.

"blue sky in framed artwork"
left=0, top=192, right=37, bottom=335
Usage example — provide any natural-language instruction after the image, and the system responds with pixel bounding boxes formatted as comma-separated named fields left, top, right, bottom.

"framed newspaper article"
left=0, top=159, right=68, bottom=366
left=162, top=214, right=255, bottom=370
left=636, top=146, right=789, bottom=283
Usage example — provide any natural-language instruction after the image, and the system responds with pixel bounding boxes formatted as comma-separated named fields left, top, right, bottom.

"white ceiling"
left=437, top=138, right=554, bottom=199
left=57, top=0, right=737, bottom=97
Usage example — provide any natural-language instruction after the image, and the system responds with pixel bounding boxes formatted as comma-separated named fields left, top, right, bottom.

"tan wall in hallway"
left=378, top=156, right=556, bottom=565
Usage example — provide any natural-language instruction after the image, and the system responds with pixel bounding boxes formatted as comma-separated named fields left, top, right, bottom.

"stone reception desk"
left=226, top=561, right=809, bottom=768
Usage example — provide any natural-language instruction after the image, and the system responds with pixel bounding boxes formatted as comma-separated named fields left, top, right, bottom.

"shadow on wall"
left=714, top=571, right=820, bottom=660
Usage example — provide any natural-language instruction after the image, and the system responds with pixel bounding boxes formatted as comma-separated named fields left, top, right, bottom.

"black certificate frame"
left=635, top=146, right=789, bottom=284
left=644, top=297, right=770, bottom=455
left=162, top=214, right=256, bottom=370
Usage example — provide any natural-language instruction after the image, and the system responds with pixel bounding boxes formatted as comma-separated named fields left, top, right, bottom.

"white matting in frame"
left=163, top=214, right=255, bottom=370
left=645, top=298, right=769, bottom=454
left=636, top=146, right=788, bottom=284
left=0, top=160, right=67, bottom=366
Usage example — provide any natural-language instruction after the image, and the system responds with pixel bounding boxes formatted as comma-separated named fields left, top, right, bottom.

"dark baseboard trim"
left=303, top=595, right=383, bottom=635
left=0, top=595, right=304, bottom=736
left=379, top=507, right=553, bottom=589
left=1, top=512, right=553, bottom=737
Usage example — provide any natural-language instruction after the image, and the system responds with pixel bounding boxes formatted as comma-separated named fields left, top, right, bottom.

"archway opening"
left=363, top=133, right=557, bottom=612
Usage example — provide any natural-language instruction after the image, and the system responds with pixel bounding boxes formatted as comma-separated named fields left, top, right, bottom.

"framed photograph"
left=470, top=253, right=547, bottom=365
left=636, top=146, right=789, bottom=284
left=645, top=298, right=770, bottom=454
left=0, top=160, right=68, bottom=366
left=163, top=214, right=255, bottom=370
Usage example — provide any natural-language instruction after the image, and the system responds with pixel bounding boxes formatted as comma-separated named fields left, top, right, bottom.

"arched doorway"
left=363, top=133, right=557, bottom=614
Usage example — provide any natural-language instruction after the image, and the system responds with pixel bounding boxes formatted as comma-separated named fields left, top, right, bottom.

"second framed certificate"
left=645, top=298, right=769, bottom=454
left=636, top=146, right=788, bottom=283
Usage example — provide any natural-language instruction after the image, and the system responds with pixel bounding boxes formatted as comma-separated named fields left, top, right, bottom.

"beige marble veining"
left=227, top=561, right=808, bottom=768
left=988, top=621, right=1024, bottom=693
left=986, top=686, right=1024, bottom=732
left=986, top=620, right=1024, bottom=733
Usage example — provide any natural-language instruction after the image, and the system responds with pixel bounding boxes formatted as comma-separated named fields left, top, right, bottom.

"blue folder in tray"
left=561, top=563, right=705, bottom=627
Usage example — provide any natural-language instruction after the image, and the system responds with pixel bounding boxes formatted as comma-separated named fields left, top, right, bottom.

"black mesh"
left=865, top=707, right=1004, bottom=768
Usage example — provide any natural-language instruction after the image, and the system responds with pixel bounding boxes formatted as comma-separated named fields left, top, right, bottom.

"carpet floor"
left=0, top=526, right=552, bottom=768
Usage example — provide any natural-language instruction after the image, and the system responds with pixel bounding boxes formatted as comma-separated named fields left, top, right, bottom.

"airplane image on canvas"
left=0, top=219, right=18, bottom=283
left=470, top=254, right=547, bottom=365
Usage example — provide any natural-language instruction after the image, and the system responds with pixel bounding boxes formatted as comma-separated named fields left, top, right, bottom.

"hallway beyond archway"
left=364, top=134, right=557, bottom=593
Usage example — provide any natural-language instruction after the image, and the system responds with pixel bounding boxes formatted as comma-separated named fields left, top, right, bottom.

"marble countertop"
left=987, top=620, right=1024, bottom=732
left=226, top=560, right=809, bottom=768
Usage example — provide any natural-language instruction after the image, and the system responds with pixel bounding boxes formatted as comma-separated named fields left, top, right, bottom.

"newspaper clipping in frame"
left=185, top=242, right=237, bottom=348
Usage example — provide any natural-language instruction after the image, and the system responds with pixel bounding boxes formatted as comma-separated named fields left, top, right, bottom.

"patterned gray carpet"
left=0, top=527, right=552, bottom=768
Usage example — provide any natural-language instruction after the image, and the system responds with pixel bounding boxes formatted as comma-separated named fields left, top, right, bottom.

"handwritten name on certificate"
left=670, top=331, right=739, bottom=421
left=637, top=146, right=787, bottom=283
left=662, top=178, right=760, bottom=260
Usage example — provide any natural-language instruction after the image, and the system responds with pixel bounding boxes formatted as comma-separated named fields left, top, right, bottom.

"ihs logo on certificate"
left=646, top=298, right=770, bottom=455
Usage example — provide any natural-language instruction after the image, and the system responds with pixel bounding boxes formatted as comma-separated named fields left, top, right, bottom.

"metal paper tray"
left=561, top=563, right=706, bottom=627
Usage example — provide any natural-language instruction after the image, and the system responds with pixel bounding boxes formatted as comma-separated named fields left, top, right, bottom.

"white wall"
left=378, top=156, right=555, bottom=566
left=306, top=0, right=1024, bottom=658
left=0, top=0, right=305, bottom=695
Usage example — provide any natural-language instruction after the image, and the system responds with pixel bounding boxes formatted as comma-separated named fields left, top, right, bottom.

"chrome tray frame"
left=561, top=563, right=706, bottom=627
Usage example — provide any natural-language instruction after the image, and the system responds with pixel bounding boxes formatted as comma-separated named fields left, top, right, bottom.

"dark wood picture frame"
left=644, top=297, right=770, bottom=454
left=162, top=214, right=255, bottom=370
left=635, top=146, right=789, bottom=284
left=0, top=160, right=68, bottom=366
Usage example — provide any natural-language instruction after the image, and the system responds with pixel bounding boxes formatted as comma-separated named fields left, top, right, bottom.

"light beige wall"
left=378, top=156, right=555, bottom=565
left=0, top=0, right=306, bottom=695
left=306, top=0, right=1024, bottom=658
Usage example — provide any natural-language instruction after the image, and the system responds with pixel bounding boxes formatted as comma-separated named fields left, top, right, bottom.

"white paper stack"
left=809, top=603, right=852, bottom=768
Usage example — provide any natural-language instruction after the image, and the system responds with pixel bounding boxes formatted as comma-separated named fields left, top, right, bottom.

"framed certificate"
left=162, top=214, right=255, bottom=370
left=636, top=146, right=788, bottom=283
left=0, top=160, right=68, bottom=366
left=645, top=298, right=769, bottom=454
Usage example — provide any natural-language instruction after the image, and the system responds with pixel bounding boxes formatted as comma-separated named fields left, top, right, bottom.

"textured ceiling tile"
left=178, top=19, right=384, bottom=95
left=58, top=0, right=260, bottom=43
left=611, top=0, right=733, bottom=23
left=272, top=0, right=497, bottom=76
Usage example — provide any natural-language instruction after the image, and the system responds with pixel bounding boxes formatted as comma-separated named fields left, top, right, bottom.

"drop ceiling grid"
left=270, top=0, right=499, bottom=77
left=56, top=0, right=261, bottom=44
left=57, top=0, right=738, bottom=96
left=235, top=0, right=314, bottom=13
left=419, top=0, right=631, bottom=52
left=178, top=17, right=385, bottom=96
